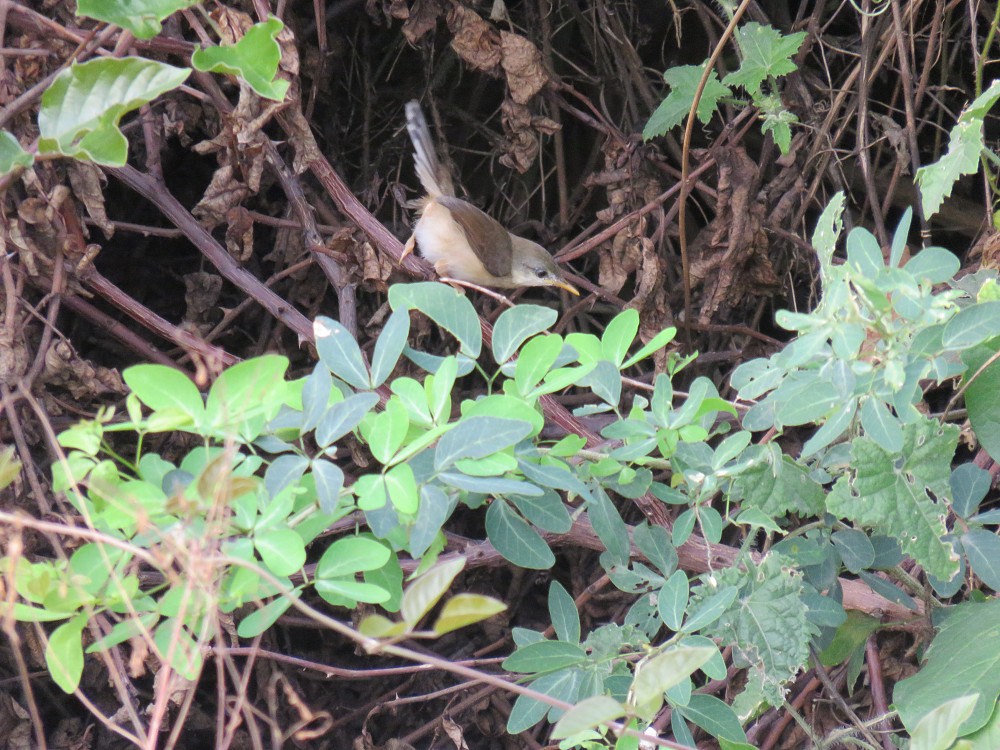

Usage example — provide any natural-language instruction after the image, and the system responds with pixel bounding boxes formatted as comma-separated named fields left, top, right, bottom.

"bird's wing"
left=438, top=196, right=513, bottom=278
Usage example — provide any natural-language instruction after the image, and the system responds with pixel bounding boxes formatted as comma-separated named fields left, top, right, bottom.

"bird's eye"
left=535, top=268, right=547, bottom=279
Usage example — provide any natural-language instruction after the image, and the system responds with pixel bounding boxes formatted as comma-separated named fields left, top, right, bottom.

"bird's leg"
left=438, top=277, right=514, bottom=307
left=400, top=234, right=416, bottom=263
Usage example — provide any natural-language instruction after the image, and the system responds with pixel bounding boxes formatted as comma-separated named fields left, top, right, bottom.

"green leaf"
left=314, top=316, right=370, bottom=389
left=204, top=355, right=289, bottom=438
left=622, top=326, right=678, bottom=369
left=237, top=592, right=297, bottom=638
left=369, top=309, right=410, bottom=387
left=76, top=0, right=199, bottom=38
left=679, top=694, right=748, bottom=743
left=602, top=309, right=639, bottom=366
left=630, top=646, right=716, bottom=719
left=951, top=463, right=991, bottom=519
left=587, top=487, right=629, bottom=565
left=905, top=247, right=962, bottom=285
left=760, top=105, right=796, bottom=154
left=154, top=619, right=202, bottom=680
left=362, top=398, right=409, bottom=464
left=434, top=416, right=533, bottom=470
left=506, top=668, right=582, bottom=733
left=643, top=63, right=731, bottom=139
left=658, top=571, right=689, bottom=631
left=515, top=334, right=564, bottom=395
left=311, top=458, right=344, bottom=514
left=895, top=599, right=1000, bottom=737
left=433, top=593, right=507, bottom=635
left=38, top=57, right=190, bottom=165
left=492, top=305, right=558, bottom=363
left=910, top=694, right=979, bottom=750
left=729, top=449, right=825, bottom=518
left=548, top=581, right=581, bottom=644
left=315, top=392, right=379, bottom=447
left=690, top=554, right=816, bottom=705
left=255, top=528, right=305, bottom=577
left=192, top=17, right=290, bottom=101
left=943, top=302, right=1000, bottom=349
left=389, top=282, right=482, bottom=359
left=681, top=585, right=738, bottom=633
left=550, top=695, right=626, bottom=739
left=860, top=397, right=903, bottom=453
left=401, top=557, right=464, bottom=626
left=123, top=364, right=204, bottom=423
left=916, top=80, right=1000, bottom=219
left=818, top=610, right=881, bottom=667
left=503, top=640, right=588, bottom=673
left=0, top=130, right=33, bottom=176
left=510, top=492, right=573, bottom=533
left=961, top=529, right=1000, bottom=591
left=315, top=536, right=390, bottom=579
left=485, top=499, right=555, bottom=569
left=963, top=343, right=1000, bottom=463
left=828, top=418, right=960, bottom=581
left=722, top=23, right=807, bottom=96
left=45, top=613, right=87, bottom=693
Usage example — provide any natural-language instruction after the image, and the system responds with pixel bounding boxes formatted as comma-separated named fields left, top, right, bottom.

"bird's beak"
left=550, top=278, right=580, bottom=296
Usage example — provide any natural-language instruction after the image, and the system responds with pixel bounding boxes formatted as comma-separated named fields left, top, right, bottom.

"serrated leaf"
left=38, top=57, right=190, bottom=165
left=827, top=418, right=960, bottom=581
left=433, top=593, right=506, bottom=635
left=722, top=23, right=807, bottom=96
left=916, top=80, right=1000, bottom=219
left=643, top=64, right=730, bottom=139
left=192, top=17, right=289, bottom=101
left=492, top=305, right=558, bottom=363
left=0, top=130, right=33, bottom=176
left=76, top=0, right=199, bottom=38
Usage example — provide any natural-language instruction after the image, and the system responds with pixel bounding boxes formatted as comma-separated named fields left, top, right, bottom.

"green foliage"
left=37, top=57, right=190, bottom=166
left=191, top=17, right=290, bottom=101
left=894, top=600, right=1000, bottom=739
left=916, top=80, right=1000, bottom=218
left=76, top=0, right=200, bottom=39
left=643, top=21, right=807, bottom=154
left=0, top=130, right=34, bottom=173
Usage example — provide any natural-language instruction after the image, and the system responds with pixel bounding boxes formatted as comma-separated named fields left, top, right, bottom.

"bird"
left=401, top=101, right=579, bottom=296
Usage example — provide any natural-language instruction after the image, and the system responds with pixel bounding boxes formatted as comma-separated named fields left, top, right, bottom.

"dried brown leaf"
left=66, top=162, right=113, bottom=239
left=447, top=4, right=501, bottom=73
left=403, top=0, right=447, bottom=43
left=500, top=31, right=548, bottom=104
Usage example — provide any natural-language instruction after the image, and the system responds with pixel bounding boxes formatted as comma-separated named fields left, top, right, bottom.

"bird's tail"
left=405, top=101, right=454, bottom=198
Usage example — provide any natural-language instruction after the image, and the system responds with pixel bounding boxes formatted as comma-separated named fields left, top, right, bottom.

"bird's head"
left=509, top=237, right=579, bottom=295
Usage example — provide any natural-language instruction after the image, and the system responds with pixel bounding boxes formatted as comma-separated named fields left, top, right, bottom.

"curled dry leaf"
left=402, top=0, right=447, bottom=43
left=224, top=206, right=254, bottom=262
left=498, top=99, right=559, bottom=173
left=43, top=340, right=125, bottom=401
left=500, top=31, right=548, bottom=104
left=447, top=3, right=501, bottom=72
left=183, top=271, right=223, bottom=332
left=66, top=162, right=113, bottom=239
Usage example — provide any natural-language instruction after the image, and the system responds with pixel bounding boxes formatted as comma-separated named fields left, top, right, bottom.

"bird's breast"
left=414, top=199, right=498, bottom=285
